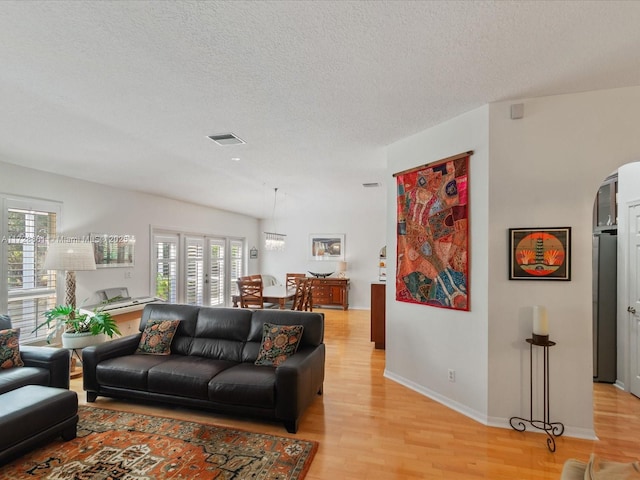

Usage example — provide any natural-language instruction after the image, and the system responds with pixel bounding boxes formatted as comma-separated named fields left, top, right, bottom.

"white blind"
left=208, top=239, right=225, bottom=306
left=185, top=237, right=204, bottom=305
left=151, top=229, right=245, bottom=307
left=2, top=198, right=60, bottom=344
left=153, top=233, right=178, bottom=303
left=229, top=239, right=243, bottom=300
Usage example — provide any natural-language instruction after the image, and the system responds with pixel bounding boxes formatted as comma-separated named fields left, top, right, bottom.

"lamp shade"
left=44, top=242, right=97, bottom=271
left=337, top=260, right=347, bottom=278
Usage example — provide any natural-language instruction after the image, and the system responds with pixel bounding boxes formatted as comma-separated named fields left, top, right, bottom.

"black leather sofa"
left=0, top=314, right=70, bottom=394
left=83, top=304, right=325, bottom=433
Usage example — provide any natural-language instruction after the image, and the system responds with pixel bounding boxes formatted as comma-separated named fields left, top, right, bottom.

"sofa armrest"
left=20, top=345, right=71, bottom=389
left=275, top=343, right=325, bottom=424
left=82, top=334, right=141, bottom=392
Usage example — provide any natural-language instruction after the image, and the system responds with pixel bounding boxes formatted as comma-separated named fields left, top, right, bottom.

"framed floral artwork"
left=508, top=227, right=571, bottom=281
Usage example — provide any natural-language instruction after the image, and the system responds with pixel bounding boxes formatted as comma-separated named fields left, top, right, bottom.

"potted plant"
left=34, top=305, right=121, bottom=348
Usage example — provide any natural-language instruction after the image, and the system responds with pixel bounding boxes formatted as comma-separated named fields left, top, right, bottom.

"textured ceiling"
left=1, top=1, right=639, bottom=218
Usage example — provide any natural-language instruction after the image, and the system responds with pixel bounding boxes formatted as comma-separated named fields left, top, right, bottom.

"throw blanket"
left=563, top=454, right=640, bottom=480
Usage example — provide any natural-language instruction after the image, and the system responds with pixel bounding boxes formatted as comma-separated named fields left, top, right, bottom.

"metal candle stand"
left=509, top=334, right=565, bottom=452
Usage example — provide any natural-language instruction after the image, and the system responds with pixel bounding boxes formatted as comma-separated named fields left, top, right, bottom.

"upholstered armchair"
left=0, top=314, right=71, bottom=393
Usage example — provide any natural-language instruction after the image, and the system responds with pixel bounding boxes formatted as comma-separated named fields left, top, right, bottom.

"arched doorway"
left=594, top=162, right=640, bottom=398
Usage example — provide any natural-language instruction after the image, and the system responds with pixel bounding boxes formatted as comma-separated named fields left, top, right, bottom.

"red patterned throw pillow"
left=0, top=327, right=24, bottom=369
left=136, top=319, right=180, bottom=355
left=255, top=323, right=304, bottom=367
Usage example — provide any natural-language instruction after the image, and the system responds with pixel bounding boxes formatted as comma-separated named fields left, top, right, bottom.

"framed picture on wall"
left=309, top=233, right=345, bottom=261
left=90, top=233, right=135, bottom=268
left=508, top=227, right=571, bottom=280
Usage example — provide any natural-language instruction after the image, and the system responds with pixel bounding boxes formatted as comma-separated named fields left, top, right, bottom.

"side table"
left=509, top=336, right=564, bottom=452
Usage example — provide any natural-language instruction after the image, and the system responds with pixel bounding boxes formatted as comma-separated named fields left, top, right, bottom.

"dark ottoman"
left=0, top=385, right=78, bottom=465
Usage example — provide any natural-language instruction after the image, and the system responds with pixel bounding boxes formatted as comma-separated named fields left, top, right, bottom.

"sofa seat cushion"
left=148, top=356, right=237, bottom=400
left=208, top=363, right=276, bottom=409
left=0, top=366, right=49, bottom=394
left=96, top=354, right=173, bottom=390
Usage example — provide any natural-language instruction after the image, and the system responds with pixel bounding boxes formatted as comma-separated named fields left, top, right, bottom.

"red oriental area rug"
left=0, top=406, right=318, bottom=479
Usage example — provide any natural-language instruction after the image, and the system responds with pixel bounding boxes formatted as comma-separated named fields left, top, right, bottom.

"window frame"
left=1, top=194, right=62, bottom=344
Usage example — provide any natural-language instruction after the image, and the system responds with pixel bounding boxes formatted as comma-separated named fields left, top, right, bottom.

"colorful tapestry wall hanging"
left=394, top=151, right=472, bottom=311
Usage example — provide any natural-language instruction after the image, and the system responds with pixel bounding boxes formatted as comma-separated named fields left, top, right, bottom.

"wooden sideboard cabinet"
left=370, top=282, right=385, bottom=349
left=311, top=278, right=349, bottom=310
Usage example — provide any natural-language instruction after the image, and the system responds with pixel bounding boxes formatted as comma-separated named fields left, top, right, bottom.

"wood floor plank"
left=70, top=308, right=640, bottom=479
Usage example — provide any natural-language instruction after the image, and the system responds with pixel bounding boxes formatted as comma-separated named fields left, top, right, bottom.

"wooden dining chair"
left=240, top=274, right=262, bottom=282
left=237, top=279, right=265, bottom=309
left=286, top=273, right=306, bottom=290
left=291, top=278, right=307, bottom=311
left=302, top=278, right=313, bottom=311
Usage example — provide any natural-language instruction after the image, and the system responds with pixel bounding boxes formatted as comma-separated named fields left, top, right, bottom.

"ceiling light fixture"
left=264, top=188, right=286, bottom=251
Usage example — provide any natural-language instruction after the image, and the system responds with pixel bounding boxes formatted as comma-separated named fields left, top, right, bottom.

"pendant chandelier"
left=264, top=188, right=286, bottom=251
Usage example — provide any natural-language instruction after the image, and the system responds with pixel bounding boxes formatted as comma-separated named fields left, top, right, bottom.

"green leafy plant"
left=33, top=305, right=121, bottom=343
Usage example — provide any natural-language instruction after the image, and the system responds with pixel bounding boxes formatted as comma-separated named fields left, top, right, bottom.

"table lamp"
left=44, top=242, right=97, bottom=309
left=337, top=261, right=347, bottom=278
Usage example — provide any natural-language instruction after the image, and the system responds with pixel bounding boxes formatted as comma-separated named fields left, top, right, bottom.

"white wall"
left=1, top=159, right=388, bottom=311
left=385, top=105, right=490, bottom=422
left=258, top=177, right=387, bottom=310
left=384, top=85, right=640, bottom=439
left=488, top=86, right=640, bottom=437
left=0, top=161, right=259, bottom=305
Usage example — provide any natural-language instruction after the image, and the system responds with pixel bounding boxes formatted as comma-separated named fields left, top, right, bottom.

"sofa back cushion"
left=140, top=304, right=324, bottom=364
left=140, top=303, right=200, bottom=355
left=190, top=307, right=252, bottom=362
left=243, top=310, right=324, bottom=362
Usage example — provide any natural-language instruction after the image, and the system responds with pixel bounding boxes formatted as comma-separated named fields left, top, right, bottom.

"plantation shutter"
left=208, top=239, right=225, bottom=306
left=2, top=197, right=60, bottom=344
left=151, top=229, right=245, bottom=307
left=153, top=233, right=178, bottom=303
left=185, top=237, right=204, bottom=305
left=229, top=239, right=243, bottom=302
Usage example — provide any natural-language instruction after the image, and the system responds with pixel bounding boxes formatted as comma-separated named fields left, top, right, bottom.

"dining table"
left=232, top=284, right=297, bottom=309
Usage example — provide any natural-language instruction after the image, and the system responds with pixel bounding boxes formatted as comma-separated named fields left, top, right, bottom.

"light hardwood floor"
left=70, top=308, right=640, bottom=479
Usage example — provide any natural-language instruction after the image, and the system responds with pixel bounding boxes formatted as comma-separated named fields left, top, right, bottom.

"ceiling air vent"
left=207, top=133, right=245, bottom=146
left=362, top=182, right=381, bottom=188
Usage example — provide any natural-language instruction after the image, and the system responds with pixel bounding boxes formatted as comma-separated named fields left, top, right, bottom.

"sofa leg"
left=86, top=392, right=97, bottom=403
left=317, top=385, right=323, bottom=395
left=284, top=419, right=298, bottom=434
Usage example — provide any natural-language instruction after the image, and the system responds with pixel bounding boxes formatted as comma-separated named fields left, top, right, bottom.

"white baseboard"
left=384, top=369, right=597, bottom=440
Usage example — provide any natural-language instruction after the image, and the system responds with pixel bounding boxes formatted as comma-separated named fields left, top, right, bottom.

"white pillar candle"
left=532, top=305, right=549, bottom=336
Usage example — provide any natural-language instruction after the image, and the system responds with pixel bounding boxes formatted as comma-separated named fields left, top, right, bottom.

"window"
left=230, top=239, right=243, bottom=299
left=185, top=237, right=204, bottom=305
left=1, top=196, right=61, bottom=343
left=151, top=229, right=245, bottom=307
left=153, top=233, right=178, bottom=303
left=209, top=239, right=225, bottom=306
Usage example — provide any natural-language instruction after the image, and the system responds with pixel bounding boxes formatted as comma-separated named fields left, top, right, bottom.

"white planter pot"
left=61, top=332, right=107, bottom=349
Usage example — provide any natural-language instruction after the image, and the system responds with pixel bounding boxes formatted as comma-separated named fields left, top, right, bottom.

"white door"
left=185, top=236, right=242, bottom=307
left=628, top=203, right=640, bottom=398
